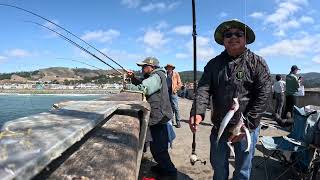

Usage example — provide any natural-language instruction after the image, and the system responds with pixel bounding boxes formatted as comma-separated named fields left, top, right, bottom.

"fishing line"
left=56, top=58, right=106, bottom=71
left=24, top=20, right=123, bottom=75
left=0, top=3, right=127, bottom=72
left=244, top=0, right=247, bottom=49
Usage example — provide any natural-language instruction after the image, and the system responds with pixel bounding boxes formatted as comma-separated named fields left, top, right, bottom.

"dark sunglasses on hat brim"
left=223, top=31, right=245, bottom=38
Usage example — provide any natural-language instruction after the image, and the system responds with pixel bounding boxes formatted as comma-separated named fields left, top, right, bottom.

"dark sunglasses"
left=142, top=64, right=153, bottom=68
left=223, top=31, right=245, bottom=38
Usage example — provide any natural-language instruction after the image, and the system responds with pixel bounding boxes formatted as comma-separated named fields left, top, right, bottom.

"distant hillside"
left=1, top=67, right=319, bottom=88
left=179, top=71, right=203, bottom=83
left=0, top=67, right=124, bottom=84
left=179, top=71, right=320, bottom=88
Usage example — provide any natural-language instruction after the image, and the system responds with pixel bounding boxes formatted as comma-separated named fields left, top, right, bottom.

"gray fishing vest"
left=147, top=70, right=173, bottom=126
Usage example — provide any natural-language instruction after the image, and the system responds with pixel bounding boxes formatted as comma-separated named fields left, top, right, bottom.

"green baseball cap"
left=214, top=19, right=255, bottom=45
left=136, top=57, right=160, bottom=67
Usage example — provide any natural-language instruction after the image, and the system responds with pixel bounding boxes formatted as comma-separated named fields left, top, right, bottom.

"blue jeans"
left=169, top=94, right=180, bottom=122
left=210, top=127, right=260, bottom=180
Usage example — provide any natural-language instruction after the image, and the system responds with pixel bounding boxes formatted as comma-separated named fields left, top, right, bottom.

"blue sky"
left=0, top=0, right=320, bottom=74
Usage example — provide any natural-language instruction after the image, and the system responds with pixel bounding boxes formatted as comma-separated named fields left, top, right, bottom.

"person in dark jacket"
left=126, top=57, right=177, bottom=178
left=284, top=65, right=301, bottom=119
left=189, top=19, right=271, bottom=180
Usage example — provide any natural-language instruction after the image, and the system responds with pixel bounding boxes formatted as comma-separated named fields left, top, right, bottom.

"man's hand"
left=189, top=115, right=203, bottom=133
left=227, top=133, right=246, bottom=143
left=127, top=70, right=135, bottom=78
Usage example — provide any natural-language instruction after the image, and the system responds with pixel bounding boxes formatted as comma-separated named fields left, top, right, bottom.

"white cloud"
left=155, top=21, right=169, bottom=30
left=81, top=29, right=120, bottom=43
left=185, top=36, right=215, bottom=61
left=312, top=55, right=320, bottom=64
left=100, top=48, right=141, bottom=63
left=0, top=55, right=7, bottom=63
left=141, top=2, right=166, bottom=12
left=141, top=2, right=179, bottom=12
left=121, top=0, right=141, bottom=8
left=143, top=30, right=169, bottom=49
left=171, top=25, right=192, bottom=35
left=167, top=2, right=180, bottom=9
left=43, top=20, right=59, bottom=30
left=174, top=36, right=216, bottom=61
left=219, top=12, right=228, bottom=18
left=299, top=16, right=314, bottom=24
left=175, top=53, right=189, bottom=59
left=250, top=12, right=265, bottom=19
left=40, top=20, right=61, bottom=38
left=257, top=34, right=320, bottom=57
left=260, top=0, right=311, bottom=37
left=281, top=19, right=300, bottom=29
left=6, top=49, right=31, bottom=58
left=266, top=1, right=300, bottom=24
left=0, top=56, right=7, bottom=60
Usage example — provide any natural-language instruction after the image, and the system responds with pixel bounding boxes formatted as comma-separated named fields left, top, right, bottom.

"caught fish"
left=217, top=98, right=251, bottom=156
left=217, top=98, right=240, bottom=142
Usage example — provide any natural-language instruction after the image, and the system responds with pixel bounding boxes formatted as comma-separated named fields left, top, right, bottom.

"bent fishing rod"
left=57, top=58, right=105, bottom=71
left=0, top=3, right=127, bottom=72
left=25, top=20, right=122, bottom=75
left=58, top=58, right=124, bottom=77
left=189, top=0, right=206, bottom=166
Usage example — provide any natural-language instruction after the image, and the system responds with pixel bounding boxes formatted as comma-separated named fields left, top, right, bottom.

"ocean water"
left=0, top=94, right=103, bottom=126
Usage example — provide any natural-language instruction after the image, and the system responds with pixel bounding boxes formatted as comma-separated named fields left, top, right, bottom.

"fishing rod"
left=56, top=58, right=105, bottom=71
left=0, top=3, right=127, bottom=72
left=189, top=0, right=206, bottom=166
left=57, top=58, right=123, bottom=77
left=24, top=20, right=123, bottom=75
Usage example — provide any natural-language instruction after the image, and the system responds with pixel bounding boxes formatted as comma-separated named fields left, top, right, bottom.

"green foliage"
left=0, top=71, right=33, bottom=80
left=179, top=71, right=203, bottom=83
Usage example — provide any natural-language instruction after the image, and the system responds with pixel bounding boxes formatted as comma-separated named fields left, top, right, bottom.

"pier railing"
left=0, top=92, right=149, bottom=180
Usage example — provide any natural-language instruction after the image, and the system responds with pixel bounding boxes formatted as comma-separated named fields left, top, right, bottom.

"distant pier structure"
left=0, top=92, right=149, bottom=180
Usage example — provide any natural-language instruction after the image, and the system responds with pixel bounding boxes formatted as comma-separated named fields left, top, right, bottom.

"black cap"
left=291, top=65, right=300, bottom=72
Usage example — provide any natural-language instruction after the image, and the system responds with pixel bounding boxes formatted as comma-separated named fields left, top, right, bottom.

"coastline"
left=0, top=89, right=121, bottom=95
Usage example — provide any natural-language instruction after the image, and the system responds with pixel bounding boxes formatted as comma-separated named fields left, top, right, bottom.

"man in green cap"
left=189, top=19, right=271, bottom=180
left=284, top=65, right=301, bottom=119
left=126, top=57, right=177, bottom=178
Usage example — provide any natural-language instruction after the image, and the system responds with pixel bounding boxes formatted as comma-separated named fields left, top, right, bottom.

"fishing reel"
left=190, top=153, right=206, bottom=165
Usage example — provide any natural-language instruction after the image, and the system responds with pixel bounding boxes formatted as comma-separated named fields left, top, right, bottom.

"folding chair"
left=309, top=146, right=320, bottom=180
left=256, top=105, right=320, bottom=180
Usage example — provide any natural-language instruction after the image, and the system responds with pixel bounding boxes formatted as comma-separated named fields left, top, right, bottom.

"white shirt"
left=273, top=80, right=286, bottom=93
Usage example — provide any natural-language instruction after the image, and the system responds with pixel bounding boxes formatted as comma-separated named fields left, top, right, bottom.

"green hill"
left=1, top=67, right=319, bottom=88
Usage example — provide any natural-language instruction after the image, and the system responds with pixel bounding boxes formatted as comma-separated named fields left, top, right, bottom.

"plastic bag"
left=295, top=85, right=305, bottom=96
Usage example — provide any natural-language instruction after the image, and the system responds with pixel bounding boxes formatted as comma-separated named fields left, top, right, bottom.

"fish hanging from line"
left=216, top=98, right=251, bottom=156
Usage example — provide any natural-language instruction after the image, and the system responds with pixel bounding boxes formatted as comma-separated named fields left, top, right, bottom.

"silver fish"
left=216, top=98, right=251, bottom=156
left=217, top=98, right=240, bottom=142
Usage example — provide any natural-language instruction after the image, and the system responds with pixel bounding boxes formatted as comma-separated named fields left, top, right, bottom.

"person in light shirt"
left=273, top=74, right=286, bottom=118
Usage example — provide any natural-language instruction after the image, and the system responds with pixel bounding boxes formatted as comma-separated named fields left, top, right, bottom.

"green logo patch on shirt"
left=236, top=70, right=245, bottom=80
